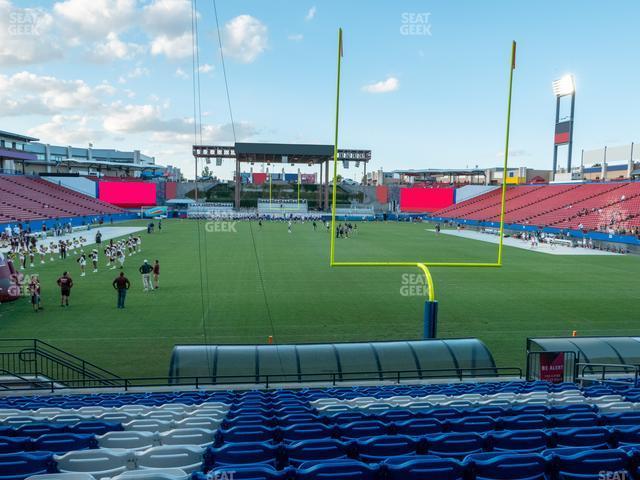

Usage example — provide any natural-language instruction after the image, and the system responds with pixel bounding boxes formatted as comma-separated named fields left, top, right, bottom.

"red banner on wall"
left=399, top=187, right=454, bottom=213
left=539, top=352, right=565, bottom=383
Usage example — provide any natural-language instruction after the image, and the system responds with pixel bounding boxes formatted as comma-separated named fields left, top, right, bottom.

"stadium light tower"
left=552, top=74, right=576, bottom=178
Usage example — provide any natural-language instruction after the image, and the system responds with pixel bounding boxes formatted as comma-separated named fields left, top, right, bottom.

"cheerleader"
left=117, top=248, right=126, bottom=269
left=28, top=245, right=36, bottom=267
left=49, top=243, right=57, bottom=261
left=91, top=249, right=98, bottom=273
left=77, top=252, right=86, bottom=277
left=19, top=249, right=26, bottom=269
left=38, top=244, right=47, bottom=264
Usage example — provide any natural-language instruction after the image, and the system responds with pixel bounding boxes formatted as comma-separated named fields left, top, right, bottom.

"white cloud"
left=53, top=0, right=137, bottom=42
left=0, top=2, right=62, bottom=65
left=89, top=32, right=144, bottom=62
left=198, top=63, right=214, bottom=73
left=0, top=71, right=116, bottom=116
left=150, top=121, right=258, bottom=144
left=103, top=103, right=191, bottom=134
left=150, top=32, right=192, bottom=59
left=288, top=33, right=304, bottom=42
left=142, top=0, right=192, bottom=36
left=362, top=76, right=399, bottom=94
left=222, top=15, right=268, bottom=63
left=174, top=67, right=188, bottom=79
left=28, top=115, right=103, bottom=145
left=305, top=6, right=316, bottom=21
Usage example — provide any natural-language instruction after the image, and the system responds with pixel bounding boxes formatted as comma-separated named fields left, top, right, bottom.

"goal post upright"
left=329, top=29, right=516, bottom=338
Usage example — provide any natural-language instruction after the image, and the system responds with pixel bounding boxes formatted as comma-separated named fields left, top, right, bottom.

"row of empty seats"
left=0, top=175, right=123, bottom=223
left=434, top=181, right=640, bottom=231
left=0, top=381, right=638, bottom=479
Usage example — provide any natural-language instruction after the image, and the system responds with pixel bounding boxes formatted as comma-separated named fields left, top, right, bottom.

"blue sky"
left=1, top=0, right=638, bottom=179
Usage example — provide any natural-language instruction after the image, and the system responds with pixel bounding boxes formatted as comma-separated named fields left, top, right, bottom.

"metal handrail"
left=576, top=362, right=640, bottom=384
left=0, top=366, right=523, bottom=393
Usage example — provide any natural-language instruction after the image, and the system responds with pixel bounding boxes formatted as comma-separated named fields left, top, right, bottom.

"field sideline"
left=1, top=219, right=637, bottom=378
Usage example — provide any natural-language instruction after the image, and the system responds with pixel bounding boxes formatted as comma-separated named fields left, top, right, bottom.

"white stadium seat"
left=173, top=416, right=221, bottom=430
left=55, top=449, right=135, bottom=479
left=134, top=445, right=204, bottom=473
left=98, top=431, right=158, bottom=450
left=124, top=419, right=174, bottom=433
left=158, top=428, right=215, bottom=447
left=110, top=469, right=188, bottom=480
left=27, top=474, right=96, bottom=480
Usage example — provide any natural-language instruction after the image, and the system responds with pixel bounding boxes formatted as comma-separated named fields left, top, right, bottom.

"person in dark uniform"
left=56, top=271, right=73, bottom=307
left=112, top=272, right=130, bottom=309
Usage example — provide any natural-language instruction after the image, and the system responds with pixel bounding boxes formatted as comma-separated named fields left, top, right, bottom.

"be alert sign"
left=539, top=352, right=565, bottom=383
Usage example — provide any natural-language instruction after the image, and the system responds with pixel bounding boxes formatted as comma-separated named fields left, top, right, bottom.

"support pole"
left=497, top=40, right=517, bottom=266
left=324, top=158, right=330, bottom=211
left=318, top=163, right=322, bottom=210
left=234, top=158, right=241, bottom=209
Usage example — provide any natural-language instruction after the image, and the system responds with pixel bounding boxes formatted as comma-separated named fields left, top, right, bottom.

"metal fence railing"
left=0, top=366, right=523, bottom=393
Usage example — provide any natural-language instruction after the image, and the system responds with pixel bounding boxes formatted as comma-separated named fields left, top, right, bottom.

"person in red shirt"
left=112, top=272, right=130, bottom=309
left=56, top=271, right=73, bottom=307
left=153, top=260, right=160, bottom=290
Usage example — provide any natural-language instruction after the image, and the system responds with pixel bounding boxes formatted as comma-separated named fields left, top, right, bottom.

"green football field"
left=1, top=219, right=638, bottom=378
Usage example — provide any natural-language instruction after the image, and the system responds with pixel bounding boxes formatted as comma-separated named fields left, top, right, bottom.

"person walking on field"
left=56, top=271, right=73, bottom=307
left=153, top=259, right=160, bottom=290
left=112, top=272, right=130, bottom=309
left=139, top=259, right=153, bottom=292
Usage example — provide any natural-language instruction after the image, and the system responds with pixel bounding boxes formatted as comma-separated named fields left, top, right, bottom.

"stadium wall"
left=0, top=212, right=139, bottom=231
left=399, top=187, right=455, bottom=212
left=97, top=181, right=157, bottom=208
left=41, top=175, right=97, bottom=197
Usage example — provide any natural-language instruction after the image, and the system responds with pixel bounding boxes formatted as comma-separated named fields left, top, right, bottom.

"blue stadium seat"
left=70, top=420, right=123, bottom=436
left=468, top=452, right=549, bottom=480
left=394, top=418, right=442, bottom=436
left=502, top=414, right=550, bottom=431
left=469, top=406, right=507, bottom=417
left=355, top=435, right=418, bottom=462
left=383, top=455, right=465, bottom=480
left=0, top=451, right=54, bottom=480
left=278, top=414, right=323, bottom=427
left=285, top=439, right=352, bottom=467
left=280, top=423, right=334, bottom=442
left=426, top=432, right=485, bottom=459
left=548, top=404, right=595, bottom=415
left=223, top=415, right=277, bottom=429
left=423, top=408, right=462, bottom=421
left=204, top=442, right=281, bottom=469
left=612, top=425, right=640, bottom=446
left=604, top=412, right=640, bottom=427
left=551, top=413, right=601, bottom=429
left=324, top=412, right=371, bottom=424
left=337, top=421, right=390, bottom=440
left=552, top=448, right=631, bottom=480
left=32, top=433, right=97, bottom=454
left=553, top=427, right=611, bottom=449
left=489, top=429, right=551, bottom=454
left=0, top=436, right=30, bottom=454
left=216, top=425, right=277, bottom=445
left=378, top=410, right=415, bottom=423
left=15, top=423, right=68, bottom=438
left=448, top=415, right=498, bottom=433
left=296, top=459, right=380, bottom=480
